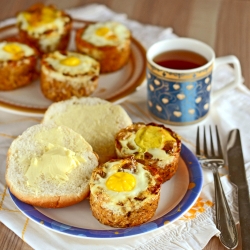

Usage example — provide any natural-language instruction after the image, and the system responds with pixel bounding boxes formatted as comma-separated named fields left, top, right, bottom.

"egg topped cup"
left=75, top=21, right=131, bottom=73
left=115, top=123, right=181, bottom=183
left=0, top=41, right=38, bottom=90
left=16, top=4, right=72, bottom=54
left=41, top=51, right=100, bottom=102
left=90, top=157, right=161, bottom=228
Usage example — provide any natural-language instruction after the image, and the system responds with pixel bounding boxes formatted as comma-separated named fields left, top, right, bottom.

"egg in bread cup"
left=75, top=21, right=131, bottom=73
left=0, top=40, right=38, bottom=90
left=40, top=51, right=100, bottom=102
left=16, top=4, right=72, bottom=54
left=89, top=157, right=162, bottom=228
left=115, top=123, right=181, bottom=183
left=5, top=123, right=99, bottom=208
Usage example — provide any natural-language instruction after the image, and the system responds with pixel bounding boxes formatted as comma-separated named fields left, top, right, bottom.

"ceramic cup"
left=146, top=38, right=242, bottom=125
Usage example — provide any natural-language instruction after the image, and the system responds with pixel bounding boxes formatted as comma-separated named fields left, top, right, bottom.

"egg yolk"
left=3, top=43, right=24, bottom=60
left=135, top=125, right=176, bottom=152
left=24, top=6, right=57, bottom=27
left=3, top=44, right=23, bottom=54
left=95, top=27, right=110, bottom=37
left=60, top=56, right=81, bottom=66
left=106, top=172, right=136, bottom=192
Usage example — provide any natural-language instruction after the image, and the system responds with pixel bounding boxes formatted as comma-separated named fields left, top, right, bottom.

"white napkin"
left=0, top=4, right=250, bottom=250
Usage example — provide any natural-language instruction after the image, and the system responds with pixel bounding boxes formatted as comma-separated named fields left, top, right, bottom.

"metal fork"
left=196, top=126, right=238, bottom=249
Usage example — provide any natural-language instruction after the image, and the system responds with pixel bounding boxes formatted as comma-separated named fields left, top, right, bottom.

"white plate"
left=0, top=20, right=146, bottom=116
left=9, top=144, right=203, bottom=238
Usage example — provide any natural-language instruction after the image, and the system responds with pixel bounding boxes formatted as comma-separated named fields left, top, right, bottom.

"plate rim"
left=0, top=20, right=146, bottom=116
left=9, top=144, right=203, bottom=239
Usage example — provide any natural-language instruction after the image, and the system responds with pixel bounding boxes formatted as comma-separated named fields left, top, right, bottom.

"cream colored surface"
left=42, top=97, right=132, bottom=163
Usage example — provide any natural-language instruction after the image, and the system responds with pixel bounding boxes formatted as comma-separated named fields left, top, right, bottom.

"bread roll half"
left=5, top=123, right=98, bottom=208
left=42, top=97, right=132, bottom=163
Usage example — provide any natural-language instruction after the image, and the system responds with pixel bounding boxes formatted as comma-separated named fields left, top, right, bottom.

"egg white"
left=17, top=9, right=69, bottom=37
left=117, top=131, right=175, bottom=166
left=81, top=21, right=130, bottom=47
left=43, top=51, right=99, bottom=76
left=90, top=159, right=154, bottom=212
left=0, top=41, right=35, bottom=61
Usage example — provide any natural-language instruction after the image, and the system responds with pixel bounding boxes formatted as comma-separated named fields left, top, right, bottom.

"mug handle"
left=211, top=55, right=242, bottom=102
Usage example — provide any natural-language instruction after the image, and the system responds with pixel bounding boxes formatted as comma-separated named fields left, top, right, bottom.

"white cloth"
left=0, top=4, right=249, bottom=250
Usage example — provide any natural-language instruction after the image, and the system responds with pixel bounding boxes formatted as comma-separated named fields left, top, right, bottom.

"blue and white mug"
left=146, top=38, right=242, bottom=125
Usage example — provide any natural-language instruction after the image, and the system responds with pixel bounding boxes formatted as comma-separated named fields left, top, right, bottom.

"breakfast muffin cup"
left=89, top=157, right=161, bottom=228
left=16, top=4, right=72, bottom=55
left=75, top=21, right=131, bottom=73
left=0, top=41, right=38, bottom=90
left=40, top=51, right=100, bottom=102
left=115, top=123, right=181, bottom=183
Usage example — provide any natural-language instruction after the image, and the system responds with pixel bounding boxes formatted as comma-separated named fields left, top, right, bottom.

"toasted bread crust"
left=7, top=176, right=90, bottom=208
left=75, top=27, right=131, bottom=73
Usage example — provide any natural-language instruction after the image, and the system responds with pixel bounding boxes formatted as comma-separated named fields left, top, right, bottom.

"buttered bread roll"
left=115, top=123, right=181, bottom=182
left=5, top=124, right=98, bottom=208
left=42, top=97, right=132, bottom=163
left=89, top=157, right=161, bottom=227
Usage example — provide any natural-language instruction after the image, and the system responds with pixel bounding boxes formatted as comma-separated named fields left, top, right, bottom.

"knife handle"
left=238, top=187, right=250, bottom=250
left=213, top=169, right=238, bottom=249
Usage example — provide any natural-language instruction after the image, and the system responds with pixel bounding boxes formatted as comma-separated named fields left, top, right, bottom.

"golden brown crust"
left=16, top=4, right=72, bottom=55
left=0, top=55, right=38, bottom=90
left=115, top=123, right=182, bottom=183
left=75, top=27, right=131, bottom=73
left=7, top=179, right=90, bottom=208
left=90, top=192, right=159, bottom=228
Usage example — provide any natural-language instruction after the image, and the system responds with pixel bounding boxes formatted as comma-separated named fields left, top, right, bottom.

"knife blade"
left=227, top=129, right=250, bottom=250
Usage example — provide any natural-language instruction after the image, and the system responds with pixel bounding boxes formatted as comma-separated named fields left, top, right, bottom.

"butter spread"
left=25, top=143, right=85, bottom=186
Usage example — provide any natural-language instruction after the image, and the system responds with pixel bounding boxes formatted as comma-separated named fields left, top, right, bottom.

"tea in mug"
left=153, top=50, right=208, bottom=70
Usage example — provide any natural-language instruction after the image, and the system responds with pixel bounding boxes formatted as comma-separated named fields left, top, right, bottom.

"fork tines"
left=196, top=125, right=224, bottom=159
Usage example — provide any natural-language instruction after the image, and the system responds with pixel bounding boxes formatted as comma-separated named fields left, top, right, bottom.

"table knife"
left=227, top=129, right=250, bottom=250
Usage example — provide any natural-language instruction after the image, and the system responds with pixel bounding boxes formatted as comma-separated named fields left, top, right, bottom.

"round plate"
left=0, top=20, right=146, bottom=116
left=9, top=144, right=203, bottom=238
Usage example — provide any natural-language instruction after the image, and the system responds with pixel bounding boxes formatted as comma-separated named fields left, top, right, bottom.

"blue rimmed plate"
left=9, top=144, right=203, bottom=238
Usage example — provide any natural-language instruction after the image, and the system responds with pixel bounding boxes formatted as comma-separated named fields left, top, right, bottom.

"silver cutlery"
left=196, top=126, right=238, bottom=249
left=227, top=129, right=250, bottom=250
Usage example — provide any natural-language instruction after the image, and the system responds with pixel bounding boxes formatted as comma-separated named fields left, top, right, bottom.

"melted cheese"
left=16, top=6, right=70, bottom=51
left=81, top=21, right=130, bottom=46
left=91, top=160, right=152, bottom=212
left=0, top=41, right=34, bottom=61
left=117, top=125, right=175, bottom=165
left=44, top=51, right=99, bottom=76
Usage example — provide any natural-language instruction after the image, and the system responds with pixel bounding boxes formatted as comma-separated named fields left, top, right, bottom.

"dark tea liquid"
left=153, top=50, right=208, bottom=70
